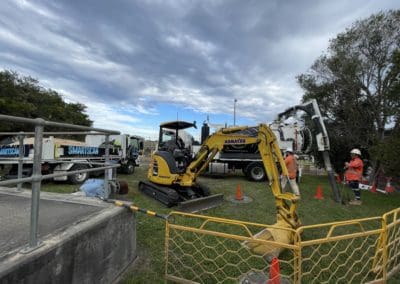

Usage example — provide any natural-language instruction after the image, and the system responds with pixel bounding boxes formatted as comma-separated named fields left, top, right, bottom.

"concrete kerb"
left=0, top=186, right=109, bottom=207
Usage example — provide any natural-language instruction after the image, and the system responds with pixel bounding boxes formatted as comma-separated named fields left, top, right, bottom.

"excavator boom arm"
left=180, top=124, right=299, bottom=229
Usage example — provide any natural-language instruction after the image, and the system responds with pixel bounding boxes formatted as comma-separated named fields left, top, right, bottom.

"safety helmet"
left=350, top=148, right=361, bottom=156
left=286, top=147, right=293, bottom=153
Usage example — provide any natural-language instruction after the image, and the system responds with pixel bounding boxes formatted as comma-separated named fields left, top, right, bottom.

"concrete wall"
left=0, top=206, right=136, bottom=284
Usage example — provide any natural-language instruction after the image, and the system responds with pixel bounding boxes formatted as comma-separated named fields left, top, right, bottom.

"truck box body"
left=0, top=137, right=116, bottom=161
left=0, top=135, right=144, bottom=183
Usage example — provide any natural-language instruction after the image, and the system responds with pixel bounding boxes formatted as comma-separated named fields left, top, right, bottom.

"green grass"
left=35, top=163, right=400, bottom=283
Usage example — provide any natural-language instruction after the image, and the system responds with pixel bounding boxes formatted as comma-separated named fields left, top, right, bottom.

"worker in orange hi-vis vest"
left=344, top=148, right=364, bottom=205
left=281, top=148, right=300, bottom=196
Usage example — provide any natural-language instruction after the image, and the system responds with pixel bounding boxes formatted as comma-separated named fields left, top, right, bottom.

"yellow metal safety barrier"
left=165, top=211, right=299, bottom=283
left=164, top=208, right=400, bottom=283
left=297, top=217, right=383, bottom=283
left=383, top=209, right=400, bottom=280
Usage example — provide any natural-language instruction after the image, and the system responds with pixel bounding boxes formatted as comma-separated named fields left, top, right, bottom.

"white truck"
left=200, top=120, right=311, bottom=181
left=0, top=134, right=144, bottom=184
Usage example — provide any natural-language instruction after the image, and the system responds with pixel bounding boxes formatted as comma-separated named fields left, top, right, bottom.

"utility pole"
left=233, top=99, right=237, bottom=126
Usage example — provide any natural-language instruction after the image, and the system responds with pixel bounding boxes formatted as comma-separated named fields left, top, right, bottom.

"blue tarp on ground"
left=79, top=179, right=106, bottom=198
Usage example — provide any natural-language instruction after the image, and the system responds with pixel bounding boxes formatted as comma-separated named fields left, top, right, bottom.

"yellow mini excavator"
left=138, top=120, right=225, bottom=212
left=139, top=121, right=301, bottom=241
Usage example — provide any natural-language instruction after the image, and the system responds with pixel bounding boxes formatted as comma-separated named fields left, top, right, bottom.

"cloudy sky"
left=1, top=0, right=399, bottom=139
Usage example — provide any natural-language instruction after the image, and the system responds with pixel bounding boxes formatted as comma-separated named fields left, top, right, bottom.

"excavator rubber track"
left=138, top=181, right=224, bottom=213
left=139, top=181, right=180, bottom=207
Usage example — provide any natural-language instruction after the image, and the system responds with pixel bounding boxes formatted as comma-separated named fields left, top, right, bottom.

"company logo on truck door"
left=0, top=146, right=19, bottom=156
left=224, top=138, right=246, bottom=144
left=67, top=146, right=99, bottom=156
left=0, top=145, right=30, bottom=157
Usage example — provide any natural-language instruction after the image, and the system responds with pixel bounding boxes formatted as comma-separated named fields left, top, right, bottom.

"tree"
left=369, top=50, right=400, bottom=178
left=297, top=10, right=400, bottom=175
left=370, top=128, right=400, bottom=178
left=0, top=70, right=92, bottom=136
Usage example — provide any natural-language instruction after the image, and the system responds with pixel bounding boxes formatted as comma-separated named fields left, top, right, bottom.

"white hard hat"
left=286, top=147, right=293, bottom=153
left=350, top=148, right=361, bottom=156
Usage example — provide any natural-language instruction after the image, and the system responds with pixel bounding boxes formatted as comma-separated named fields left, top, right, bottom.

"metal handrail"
left=0, top=131, right=118, bottom=135
left=0, top=164, right=120, bottom=186
left=0, top=114, right=120, bottom=251
left=0, top=114, right=120, bottom=134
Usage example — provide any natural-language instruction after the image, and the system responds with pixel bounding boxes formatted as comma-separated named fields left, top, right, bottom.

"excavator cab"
left=157, top=121, right=196, bottom=172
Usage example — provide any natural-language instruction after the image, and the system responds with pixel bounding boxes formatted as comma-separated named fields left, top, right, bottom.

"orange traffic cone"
left=314, top=185, right=324, bottom=200
left=235, top=184, right=244, bottom=201
left=370, top=182, right=377, bottom=193
left=267, top=257, right=281, bottom=284
left=385, top=178, right=395, bottom=193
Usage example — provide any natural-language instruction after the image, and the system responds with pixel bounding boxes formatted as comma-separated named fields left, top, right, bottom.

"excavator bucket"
left=177, top=193, right=224, bottom=213
left=242, top=220, right=294, bottom=258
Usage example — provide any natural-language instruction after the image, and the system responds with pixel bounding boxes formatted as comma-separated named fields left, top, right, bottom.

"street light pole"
left=233, top=99, right=237, bottom=126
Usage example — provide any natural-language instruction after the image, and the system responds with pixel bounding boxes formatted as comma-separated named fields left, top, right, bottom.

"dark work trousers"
left=347, top=180, right=360, bottom=200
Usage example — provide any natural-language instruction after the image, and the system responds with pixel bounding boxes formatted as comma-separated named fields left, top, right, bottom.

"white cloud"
left=1, top=0, right=399, bottom=135
left=122, top=105, right=159, bottom=116
left=99, top=24, right=140, bottom=54
left=15, top=0, right=58, bottom=20
left=0, top=26, right=40, bottom=52
left=165, top=33, right=217, bottom=57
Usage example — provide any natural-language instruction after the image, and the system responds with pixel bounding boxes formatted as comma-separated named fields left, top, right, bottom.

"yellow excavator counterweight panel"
left=147, top=151, right=180, bottom=185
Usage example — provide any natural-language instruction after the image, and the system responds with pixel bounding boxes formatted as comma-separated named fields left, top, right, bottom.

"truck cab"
left=89, top=134, right=144, bottom=174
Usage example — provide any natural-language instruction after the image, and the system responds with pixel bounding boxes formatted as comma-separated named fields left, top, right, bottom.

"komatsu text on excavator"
left=139, top=121, right=301, bottom=238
